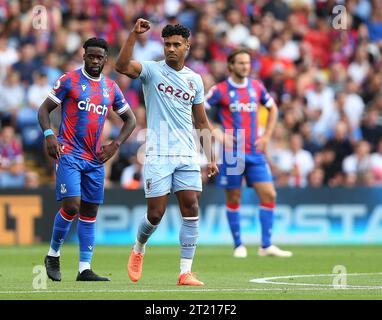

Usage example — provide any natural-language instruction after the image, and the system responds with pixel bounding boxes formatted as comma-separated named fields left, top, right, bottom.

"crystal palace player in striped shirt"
left=205, top=48, right=292, bottom=258
left=38, top=38, right=136, bottom=281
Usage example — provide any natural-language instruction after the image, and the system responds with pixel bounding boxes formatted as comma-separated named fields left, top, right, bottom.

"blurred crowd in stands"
left=0, top=0, right=382, bottom=189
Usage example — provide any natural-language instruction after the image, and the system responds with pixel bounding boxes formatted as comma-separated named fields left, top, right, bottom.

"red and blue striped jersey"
left=205, top=77, right=274, bottom=154
left=48, top=68, right=130, bottom=163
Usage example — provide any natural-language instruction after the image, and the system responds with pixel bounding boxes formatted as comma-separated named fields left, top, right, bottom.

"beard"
left=233, top=71, right=248, bottom=79
left=87, top=65, right=103, bottom=77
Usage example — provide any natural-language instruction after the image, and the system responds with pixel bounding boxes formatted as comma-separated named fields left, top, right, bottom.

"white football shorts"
left=143, top=155, right=202, bottom=198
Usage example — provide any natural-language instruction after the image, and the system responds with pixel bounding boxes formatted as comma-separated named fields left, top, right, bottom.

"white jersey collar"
left=228, top=77, right=248, bottom=88
left=81, top=67, right=102, bottom=82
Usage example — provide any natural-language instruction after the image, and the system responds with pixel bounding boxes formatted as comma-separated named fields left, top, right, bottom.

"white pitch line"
left=2, top=273, right=382, bottom=295
left=250, top=272, right=382, bottom=289
left=1, top=286, right=382, bottom=295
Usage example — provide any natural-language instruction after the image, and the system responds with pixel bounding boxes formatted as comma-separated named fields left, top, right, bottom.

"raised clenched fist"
left=133, top=18, right=150, bottom=34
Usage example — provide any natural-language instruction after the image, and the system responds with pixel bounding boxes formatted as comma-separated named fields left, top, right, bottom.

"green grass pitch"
left=1, top=245, right=382, bottom=300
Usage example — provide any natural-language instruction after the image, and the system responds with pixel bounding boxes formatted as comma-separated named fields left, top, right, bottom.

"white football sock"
left=79, top=262, right=91, bottom=273
left=48, top=247, right=60, bottom=257
left=180, top=258, right=193, bottom=275
left=134, top=240, right=146, bottom=254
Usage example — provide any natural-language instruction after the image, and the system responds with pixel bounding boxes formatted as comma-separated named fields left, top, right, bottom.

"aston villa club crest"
left=146, top=179, right=152, bottom=191
left=187, top=80, right=195, bottom=90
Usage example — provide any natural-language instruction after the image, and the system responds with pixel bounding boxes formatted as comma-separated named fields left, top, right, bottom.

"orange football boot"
left=127, top=249, right=144, bottom=282
left=177, top=272, right=204, bottom=286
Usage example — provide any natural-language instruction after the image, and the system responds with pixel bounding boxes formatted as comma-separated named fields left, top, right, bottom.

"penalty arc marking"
left=250, top=272, right=382, bottom=289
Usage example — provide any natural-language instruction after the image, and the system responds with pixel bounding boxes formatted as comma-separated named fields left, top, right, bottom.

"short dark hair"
left=161, top=24, right=190, bottom=39
left=227, top=48, right=251, bottom=64
left=83, top=37, right=108, bottom=53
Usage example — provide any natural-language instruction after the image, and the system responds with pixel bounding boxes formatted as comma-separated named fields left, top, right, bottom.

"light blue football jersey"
left=139, top=60, right=204, bottom=157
